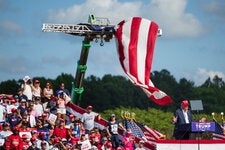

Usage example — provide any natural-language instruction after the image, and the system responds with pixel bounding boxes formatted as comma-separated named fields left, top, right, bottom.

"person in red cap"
left=27, top=137, right=39, bottom=150
left=53, top=118, right=68, bottom=139
left=7, top=107, right=22, bottom=129
left=172, top=100, right=192, bottom=140
left=21, top=134, right=30, bottom=150
left=81, top=105, right=100, bottom=134
left=97, top=136, right=112, bottom=150
left=32, top=79, right=42, bottom=101
left=5, top=126, right=23, bottom=150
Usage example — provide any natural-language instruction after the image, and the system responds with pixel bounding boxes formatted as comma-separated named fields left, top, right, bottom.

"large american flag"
left=213, top=121, right=225, bottom=140
left=115, top=17, right=173, bottom=106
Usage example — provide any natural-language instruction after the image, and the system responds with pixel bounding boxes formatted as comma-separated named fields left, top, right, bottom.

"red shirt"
left=6, top=134, right=22, bottom=150
left=21, top=141, right=30, bottom=149
left=53, top=126, right=67, bottom=138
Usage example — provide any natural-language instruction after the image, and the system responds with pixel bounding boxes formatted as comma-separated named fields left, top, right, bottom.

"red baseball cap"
left=87, top=105, right=93, bottom=109
left=13, top=126, right=19, bottom=131
left=69, top=114, right=74, bottom=119
left=30, top=137, right=36, bottom=141
left=54, top=137, right=60, bottom=143
left=11, top=108, right=17, bottom=113
left=34, top=79, right=40, bottom=83
left=181, top=100, right=189, bottom=107
left=42, top=113, right=47, bottom=117
left=22, top=134, right=28, bottom=139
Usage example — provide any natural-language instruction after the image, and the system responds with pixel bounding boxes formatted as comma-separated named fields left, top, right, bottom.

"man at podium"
left=172, top=100, right=192, bottom=140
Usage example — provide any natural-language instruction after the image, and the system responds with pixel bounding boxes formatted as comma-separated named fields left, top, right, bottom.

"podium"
left=191, top=122, right=215, bottom=132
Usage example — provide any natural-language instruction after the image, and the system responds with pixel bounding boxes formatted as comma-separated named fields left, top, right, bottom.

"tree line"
left=0, top=69, right=225, bottom=114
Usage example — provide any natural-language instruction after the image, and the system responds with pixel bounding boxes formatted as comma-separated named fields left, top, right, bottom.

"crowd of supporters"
left=0, top=76, right=145, bottom=150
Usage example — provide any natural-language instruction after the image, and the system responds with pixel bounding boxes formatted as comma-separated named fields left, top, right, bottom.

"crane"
left=42, top=14, right=162, bottom=106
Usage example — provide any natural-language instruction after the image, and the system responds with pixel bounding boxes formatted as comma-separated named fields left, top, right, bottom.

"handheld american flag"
left=213, top=121, right=225, bottom=140
left=115, top=17, right=173, bottom=106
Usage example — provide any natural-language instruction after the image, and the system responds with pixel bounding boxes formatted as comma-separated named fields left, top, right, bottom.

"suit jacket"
left=174, top=108, right=192, bottom=125
left=173, top=108, right=192, bottom=138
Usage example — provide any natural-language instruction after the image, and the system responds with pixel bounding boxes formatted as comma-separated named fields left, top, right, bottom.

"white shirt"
left=33, top=104, right=43, bottom=117
left=182, top=110, right=189, bottom=124
left=22, top=84, right=32, bottom=100
left=0, top=105, right=6, bottom=122
left=27, top=114, right=36, bottom=127
left=81, top=112, right=96, bottom=130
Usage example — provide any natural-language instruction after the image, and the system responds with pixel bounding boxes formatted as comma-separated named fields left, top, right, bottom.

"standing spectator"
left=5, top=126, right=22, bottom=150
left=21, top=134, right=30, bottom=150
left=32, top=79, right=42, bottom=99
left=22, top=75, right=33, bottom=101
left=27, top=137, right=40, bottom=150
left=17, top=99, right=27, bottom=116
left=43, top=81, right=54, bottom=111
left=26, top=108, right=36, bottom=128
left=53, top=119, right=68, bottom=139
left=56, top=91, right=66, bottom=120
left=172, top=100, right=192, bottom=140
left=0, top=102, right=6, bottom=122
left=81, top=105, right=100, bottom=134
left=16, top=88, right=28, bottom=102
left=106, top=114, right=125, bottom=150
left=33, top=97, right=43, bottom=118
left=57, top=83, right=70, bottom=97
left=122, top=129, right=135, bottom=150
left=40, top=141, right=48, bottom=150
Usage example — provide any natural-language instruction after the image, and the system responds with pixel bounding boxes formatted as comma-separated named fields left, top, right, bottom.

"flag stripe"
left=138, top=19, right=150, bottom=85
left=129, top=17, right=141, bottom=80
left=145, top=21, right=158, bottom=85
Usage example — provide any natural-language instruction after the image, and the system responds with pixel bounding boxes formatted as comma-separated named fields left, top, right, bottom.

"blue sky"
left=0, top=0, right=224, bottom=86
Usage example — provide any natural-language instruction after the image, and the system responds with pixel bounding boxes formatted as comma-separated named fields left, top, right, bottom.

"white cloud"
left=192, top=68, right=225, bottom=86
left=143, top=0, right=204, bottom=37
left=46, top=0, right=203, bottom=38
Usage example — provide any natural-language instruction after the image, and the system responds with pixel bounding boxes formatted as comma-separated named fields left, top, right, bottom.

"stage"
left=156, top=140, right=225, bottom=150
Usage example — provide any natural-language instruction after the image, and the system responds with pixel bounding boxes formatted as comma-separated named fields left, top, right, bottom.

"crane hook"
left=100, top=38, right=104, bottom=46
